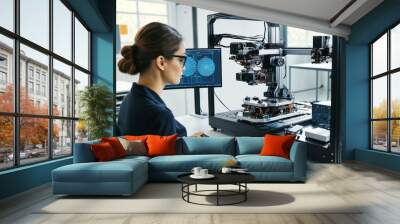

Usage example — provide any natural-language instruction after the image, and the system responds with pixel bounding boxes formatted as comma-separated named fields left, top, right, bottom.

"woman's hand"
left=190, top=131, right=208, bottom=137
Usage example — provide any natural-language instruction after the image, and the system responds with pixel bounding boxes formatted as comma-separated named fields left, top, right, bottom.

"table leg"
left=217, top=184, right=219, bottom=206
left=195, top=184, right=197, bottom=192
left=245, top=183, right=248, bottom=201
left=187, top=184, right=190, bottom=202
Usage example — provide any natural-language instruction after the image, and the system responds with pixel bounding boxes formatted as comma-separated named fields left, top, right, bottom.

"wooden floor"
left=1, top=162, right=400, bottom=224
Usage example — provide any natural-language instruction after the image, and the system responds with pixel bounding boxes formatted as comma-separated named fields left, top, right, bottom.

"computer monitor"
left=164, top=48, right=222, bottom=89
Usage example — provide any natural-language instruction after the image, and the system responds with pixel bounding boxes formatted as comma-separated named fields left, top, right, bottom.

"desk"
left=175, top=115, right=230, bottom=137
left=289, top=62, right=331, bottom=101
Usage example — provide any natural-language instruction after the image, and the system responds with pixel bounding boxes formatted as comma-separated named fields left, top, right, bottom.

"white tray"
left=190, top=174, right=215, bottom=179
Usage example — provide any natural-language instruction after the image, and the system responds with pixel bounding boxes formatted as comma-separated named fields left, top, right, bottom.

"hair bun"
left=118, top=45, right=138, bottom=75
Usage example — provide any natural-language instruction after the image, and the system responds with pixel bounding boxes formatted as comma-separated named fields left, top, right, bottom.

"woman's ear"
left=155, top=56, right=166, bottom=71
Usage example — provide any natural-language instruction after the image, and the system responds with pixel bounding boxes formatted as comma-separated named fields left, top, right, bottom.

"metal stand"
left=181, top=183, right=249, bottom=206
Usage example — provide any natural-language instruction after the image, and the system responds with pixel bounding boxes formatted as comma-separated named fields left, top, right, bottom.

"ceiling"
left=169, top=0, right=384, bottom=38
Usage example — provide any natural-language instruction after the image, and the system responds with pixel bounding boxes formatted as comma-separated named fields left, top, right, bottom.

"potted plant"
left=79, top=84, right=114, bottom=140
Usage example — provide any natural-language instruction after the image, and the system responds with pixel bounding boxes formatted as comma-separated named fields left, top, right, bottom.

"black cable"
left=214, top=91, right=231, bottom=111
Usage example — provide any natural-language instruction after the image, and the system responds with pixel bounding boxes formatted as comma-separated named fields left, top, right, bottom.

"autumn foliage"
left=372, top=99, right=400, bottom=142
left=0, top=84, right=59, bottom=150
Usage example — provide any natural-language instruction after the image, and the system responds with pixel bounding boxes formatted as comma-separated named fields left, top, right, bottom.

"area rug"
left=37, top=183, right=362, bottom=214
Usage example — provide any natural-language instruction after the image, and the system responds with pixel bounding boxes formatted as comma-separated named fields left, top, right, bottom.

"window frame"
left=0, top=0, right=92, bottom=171
left=369, top=19, right=400, bottom=154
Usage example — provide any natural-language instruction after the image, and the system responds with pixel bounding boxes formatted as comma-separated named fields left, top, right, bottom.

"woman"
left=118, top=22, right=200, bottom=137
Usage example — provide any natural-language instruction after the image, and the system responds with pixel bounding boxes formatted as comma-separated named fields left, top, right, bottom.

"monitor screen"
left=164, top=48, right=222, bottom=89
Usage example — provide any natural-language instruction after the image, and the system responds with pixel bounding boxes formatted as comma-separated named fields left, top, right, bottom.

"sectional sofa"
left=52, top=137, right=307, bottom=196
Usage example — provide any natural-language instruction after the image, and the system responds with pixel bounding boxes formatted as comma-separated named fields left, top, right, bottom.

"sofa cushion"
left=148, top=154, right=235, bottom=172
left=236, top=155, right=293, bottom=172
left=178, top=137, right=235, bottom=155
left=52, top=158, right=147, bottom=183
left=236, top=137, right=263, bottom=155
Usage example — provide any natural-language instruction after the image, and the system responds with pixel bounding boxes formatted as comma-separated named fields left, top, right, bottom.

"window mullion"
left=14, top=0, right=21, bottom=167
left=49, top=0, right=54, bottom=160
left=387, top=29, right=391, bottom=152
left=71, top=10, right=76, bottom=154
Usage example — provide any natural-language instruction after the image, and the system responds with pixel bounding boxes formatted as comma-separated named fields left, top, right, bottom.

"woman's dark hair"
left=118, top=22, right=183, bottom=75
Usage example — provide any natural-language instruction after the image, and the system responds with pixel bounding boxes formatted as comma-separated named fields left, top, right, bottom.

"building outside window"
left=370, top=23, right=400, bottom=154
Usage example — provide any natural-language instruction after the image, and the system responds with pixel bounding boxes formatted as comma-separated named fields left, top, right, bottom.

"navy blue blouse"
left=117, top=82, right=187, bottom=137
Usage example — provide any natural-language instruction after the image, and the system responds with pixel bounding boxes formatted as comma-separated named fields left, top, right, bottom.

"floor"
left=0, top=162, right=400, bottom=224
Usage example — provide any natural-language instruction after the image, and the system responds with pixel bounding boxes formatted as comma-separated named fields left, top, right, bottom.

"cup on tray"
left=221, top=167, right=232, bottom=174
left=199, top=168, right=208, bottom=176
left=191, top=167, right=202, bottom=176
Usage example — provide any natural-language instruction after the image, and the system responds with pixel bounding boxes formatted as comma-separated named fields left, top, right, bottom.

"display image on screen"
left=165, top=48, right=222, bottom=89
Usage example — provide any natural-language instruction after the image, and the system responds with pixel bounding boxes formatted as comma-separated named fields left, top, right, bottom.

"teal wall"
left=0, top=158, right=72, bottom=199
left=344, top=0, right=400, bottom=171
left=0, top=0, right=116, bottom=200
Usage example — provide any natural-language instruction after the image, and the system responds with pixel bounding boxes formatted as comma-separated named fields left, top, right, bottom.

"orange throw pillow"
left=259, top=134, right=296, bottom=159
left=91, top=142, right=118, bottom=161
left=146, top=134, right=177, bottom=157
left=101, top=137, right=126, bottom=158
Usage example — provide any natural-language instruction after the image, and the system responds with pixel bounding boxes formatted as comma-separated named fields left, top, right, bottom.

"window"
left=0, top=0, right=91, bottom=170
left=116, top=0, right=170, bottom=92
left=28, top=67, right=34, bottom=80
left=74, top=18, right=89, bottom=70
left=0, top=54, right=7, bottom=67
left=53, top=0, right=72, bottom=60
left=0, top=35, right=14, bottom=113
left=0, top=0, right=14, bottom=32
left=370, top=23, right=400, bottom=154
left=28, top=81, right=34, bottom=94
left=36, top=83, right=40, bottom=95
left=42, top=85, right=46, bottom=97
left=35, top=70, right=41, bottom=81
left=20, top=0, right=49, bottom=49
left=286, top=27, right=327, bottom=48
left=0, top=54, right=8, bottom=87
left=41, top=73, right=46, bottom=82
left=0, top=71, right=6, bottom=85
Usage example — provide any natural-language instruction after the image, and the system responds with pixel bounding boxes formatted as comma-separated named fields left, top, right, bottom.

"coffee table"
left=177, top=172, right=255, bottom=206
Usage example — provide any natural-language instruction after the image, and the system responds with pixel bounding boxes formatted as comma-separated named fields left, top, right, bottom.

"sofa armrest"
left=289, top=141, right=307, bottom=181
left=73, top=140, right=100, bottom=163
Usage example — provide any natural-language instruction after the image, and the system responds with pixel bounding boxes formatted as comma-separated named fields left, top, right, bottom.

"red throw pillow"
left=259, top=134, right=296, bottom=159
left=146, top=134, right=177, bottom=157
left=91, top=142, right=118, bottom=161
left=101, top=137, right=126, bottom=158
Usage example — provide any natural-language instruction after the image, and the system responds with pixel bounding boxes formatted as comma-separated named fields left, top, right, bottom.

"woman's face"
left=162, top=42, right=186, bottom=85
